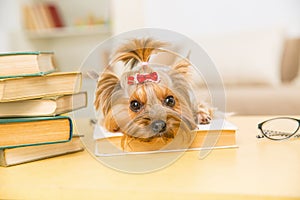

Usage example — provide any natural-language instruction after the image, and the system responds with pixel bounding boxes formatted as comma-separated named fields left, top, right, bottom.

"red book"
left=47, top=3, right=64, bottom=28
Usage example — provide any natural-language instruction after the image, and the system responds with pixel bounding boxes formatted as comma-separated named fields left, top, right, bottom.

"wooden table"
left=1, top=116, right=300, bottom=199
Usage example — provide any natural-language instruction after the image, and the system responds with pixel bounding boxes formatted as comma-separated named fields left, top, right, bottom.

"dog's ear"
left=94, top=71, right=120, bottom=132
left=103, top=109, right=120, bottom=132
left=171, top=50, right=191, bottom=76
left=171, top=58, right=190, bottom=75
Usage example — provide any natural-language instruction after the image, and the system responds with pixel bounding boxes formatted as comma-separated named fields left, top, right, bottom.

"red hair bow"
left=128, top=72, right=160, bottom=85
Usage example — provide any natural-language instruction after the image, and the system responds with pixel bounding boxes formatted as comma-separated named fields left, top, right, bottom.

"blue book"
left=0, top=51, right=56, bottom=78
left=0, top=116, right=73, bottom=149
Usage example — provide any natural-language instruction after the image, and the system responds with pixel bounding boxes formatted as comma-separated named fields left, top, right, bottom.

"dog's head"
left=94, top=38, right=198, bottom=149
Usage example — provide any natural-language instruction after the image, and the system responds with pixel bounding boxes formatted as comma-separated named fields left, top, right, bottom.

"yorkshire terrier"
left=94, top=38, right=211, bottom=151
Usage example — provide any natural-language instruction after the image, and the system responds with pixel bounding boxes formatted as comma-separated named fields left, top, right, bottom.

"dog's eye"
left=130, top=100, right=142, bottom=112
left=164, top=96, right=175, bottom=107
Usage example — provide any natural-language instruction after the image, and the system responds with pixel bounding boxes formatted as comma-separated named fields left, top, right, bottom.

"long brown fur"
left=110, top=38, right=167, bottom=68
left=94, top=71, right=120, bottom=132
left=94, top=38, right=211, bottom=150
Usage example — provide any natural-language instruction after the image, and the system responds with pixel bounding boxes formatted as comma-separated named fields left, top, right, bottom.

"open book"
left=93, top=119, right=238, bottom=156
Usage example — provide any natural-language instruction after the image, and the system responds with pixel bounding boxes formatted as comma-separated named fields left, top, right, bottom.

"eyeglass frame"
left=257, top=117, right=300, bottom=141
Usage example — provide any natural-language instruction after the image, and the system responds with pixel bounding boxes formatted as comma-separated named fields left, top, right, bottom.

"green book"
left=0, top=92, right=87, bottom=117
left=0, top=116, right=73, bottom=149
left=0, top=72, right=82, bottom=102
left=0, top=136, right=84, bottom=167
left=0, top=51, right=56, bottom=78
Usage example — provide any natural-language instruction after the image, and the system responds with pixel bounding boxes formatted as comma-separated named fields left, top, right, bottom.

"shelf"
left=25, top=24, right=111, bottom=39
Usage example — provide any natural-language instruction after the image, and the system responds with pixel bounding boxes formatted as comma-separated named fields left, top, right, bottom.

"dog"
left=94, top=38, right=211, bottom=151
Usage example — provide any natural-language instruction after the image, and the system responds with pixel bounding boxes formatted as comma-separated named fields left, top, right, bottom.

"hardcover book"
left=0, top=116, right=73, bottom=149
left=0, top=51, right=55, bottom=78
left=0, top=92, right=87, bottom=117
left=47, top=3, right=64, bottom=28
left=0, top=72, right=81, bottom=102
left=94, top=119, right=237, bottom=156
left=0, top=136, right=84, bottom=167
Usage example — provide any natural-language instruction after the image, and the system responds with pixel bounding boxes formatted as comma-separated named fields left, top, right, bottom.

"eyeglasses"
left=257, top=117, right=300, bottom=140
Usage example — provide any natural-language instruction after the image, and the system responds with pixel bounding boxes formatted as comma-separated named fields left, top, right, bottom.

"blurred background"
left=0, top=0, right=300, bottom=115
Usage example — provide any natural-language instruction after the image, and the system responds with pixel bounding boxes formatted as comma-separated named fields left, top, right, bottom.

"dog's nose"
left=151, top=120, right=166, bottom=133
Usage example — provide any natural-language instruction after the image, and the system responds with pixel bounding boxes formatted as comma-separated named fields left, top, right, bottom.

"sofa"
left=150, top=29, right=300, bottom=115
left=194, top=30, right=300, bottom=115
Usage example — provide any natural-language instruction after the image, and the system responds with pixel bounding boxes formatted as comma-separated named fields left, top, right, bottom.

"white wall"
left=0, top=0, right=21, bottom=51
left=2, top=0, right=300, bottom=51
left=112, top=0, right=300, bottom=37
left=1, top=0, right=299, bottom=54
left=110, top=0, right=145, bottom=35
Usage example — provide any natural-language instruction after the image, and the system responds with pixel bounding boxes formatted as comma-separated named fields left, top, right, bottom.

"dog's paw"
left=197, top=112, right=211, bottom=124
left=196, top=105, right=212, bottom=124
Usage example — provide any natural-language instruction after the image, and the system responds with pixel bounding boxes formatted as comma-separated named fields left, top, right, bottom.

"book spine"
left=22, top=5, right=34, bottom=30
left=47, top=3, right=64, bottom=28
left=38, top=3, right=52, bottom=29
left=27, top=4, right=40, bottom=30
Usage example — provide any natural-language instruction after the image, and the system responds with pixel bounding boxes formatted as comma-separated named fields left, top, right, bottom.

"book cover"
left=94, top=119, right=238, bottom=156
left=0, top=116, right=73, bottom=149
left=0, top=51, right=55, bottom=78
left=0, top=51, right=53, bottom=56
left=0, top=72, right=82, bottom=102
left=0, top=136, right=84, bottom=167
left=0, top=92, right=87, bottom=117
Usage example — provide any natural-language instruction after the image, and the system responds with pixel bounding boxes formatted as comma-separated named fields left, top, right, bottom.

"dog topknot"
left=110, top=38, right=167, bottom=69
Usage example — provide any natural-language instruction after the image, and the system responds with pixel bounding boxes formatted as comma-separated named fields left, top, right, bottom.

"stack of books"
left=0, top=51, right=87, bottom=167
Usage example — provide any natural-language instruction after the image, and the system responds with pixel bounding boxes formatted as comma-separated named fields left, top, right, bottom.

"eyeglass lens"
left=261, top=118, right=299, bottom=140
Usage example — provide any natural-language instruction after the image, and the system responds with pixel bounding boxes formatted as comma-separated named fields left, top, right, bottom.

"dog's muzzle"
left=151, top=120, right=167, bottom=134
